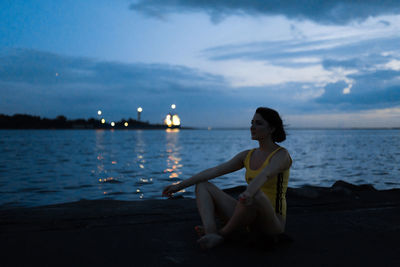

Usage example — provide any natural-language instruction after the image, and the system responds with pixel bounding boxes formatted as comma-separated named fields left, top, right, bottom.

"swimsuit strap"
left=265, top=146, right=283, bottom=163
left=245, top=147, right=283, bottom=170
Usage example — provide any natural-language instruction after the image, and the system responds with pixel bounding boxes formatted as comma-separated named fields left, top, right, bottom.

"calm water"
left=1, top=129, right=400, bottom=208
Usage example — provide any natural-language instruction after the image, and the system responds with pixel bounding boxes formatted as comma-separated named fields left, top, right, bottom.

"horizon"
left=1, top=1, right=400, bottom=128
left=1, top=112, right=399, bottom=130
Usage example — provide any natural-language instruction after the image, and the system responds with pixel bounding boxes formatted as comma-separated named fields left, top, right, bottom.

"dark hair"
left=256, top=107, right=286, bottom=142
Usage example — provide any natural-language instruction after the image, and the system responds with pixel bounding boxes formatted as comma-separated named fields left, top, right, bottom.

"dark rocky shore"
left=1, top=181, right=400, bottom=267
left=0, top=114, right=170, bottom=129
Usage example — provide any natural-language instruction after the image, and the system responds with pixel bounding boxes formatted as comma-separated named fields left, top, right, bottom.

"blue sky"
left=1, top=0, right=400, bottom=128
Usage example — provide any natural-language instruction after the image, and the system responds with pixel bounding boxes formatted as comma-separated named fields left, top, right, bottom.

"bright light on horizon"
left=101, top=118, right=105, bottom=124
left=171, top=104, right=176, bottom=109
left=97, top=110, right=102, bottom=115
left=124, top=122, right=128, bottom=127
left=111, top=122, right=115, bottom=127
left=172, top=114, right=180, bottom=126
left=137, top=107, right=143, bottom=112
left=164, top=114, right=181, bottom=127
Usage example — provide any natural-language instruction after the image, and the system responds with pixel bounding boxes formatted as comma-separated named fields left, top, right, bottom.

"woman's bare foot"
left=197, top=233, right=224, bottom=249
left=194, top=225, right=205, bottom=237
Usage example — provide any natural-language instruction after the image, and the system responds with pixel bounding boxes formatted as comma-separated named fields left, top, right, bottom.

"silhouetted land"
left=0, top=114, right=172, bottom=129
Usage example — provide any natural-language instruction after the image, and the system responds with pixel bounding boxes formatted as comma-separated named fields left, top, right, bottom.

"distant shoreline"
left=0, top=113, right=194, bottom=130
left=0, top=114, right=398, bottom=130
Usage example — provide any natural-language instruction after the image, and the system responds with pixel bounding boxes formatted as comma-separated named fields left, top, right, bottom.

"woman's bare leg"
left=195, top=184, right=284, bottom=248
left=195, top=181, right=237, bottom=234
left=195, top=182, right=237, bottom=249
left=220, top=190, right=284, bottom=236
left=219, top=202, right=257, bottom=236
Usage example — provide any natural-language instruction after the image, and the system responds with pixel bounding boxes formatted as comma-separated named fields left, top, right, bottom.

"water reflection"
left=95, top=130, right=106, bottom=179
left=98, top=177, right=121, bottom=183
left=134, top=130, right=146, bottom=165
left=166, top=128, right=180, bottom=133
left=95, top=130, right=110, bottom=196
left=134, top=130, right=147, bottom=198
left=164, top=129, right=185, bottom=192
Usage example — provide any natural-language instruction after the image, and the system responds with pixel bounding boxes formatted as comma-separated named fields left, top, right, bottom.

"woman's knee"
left=252, top=190, right=273, bottom=210
left=195, top=181, right=212, bottom=194
left=252, top=190, right=265, bottom=202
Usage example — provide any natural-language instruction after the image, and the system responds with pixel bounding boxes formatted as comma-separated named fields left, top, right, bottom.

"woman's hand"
left=238, top=191, right=253, bottom=206
left=162, top=184, right=181, bottom=197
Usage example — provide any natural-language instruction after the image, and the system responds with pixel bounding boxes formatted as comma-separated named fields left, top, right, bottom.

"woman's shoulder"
left=238, top=148, right=260, bottom=165
left=238, top=149, right=252, bottom=157
left=276, top=145, right=290, bottom=154
left=234, top=149, right=253, bottom=162
left=274, top=146, right=292, bottom=166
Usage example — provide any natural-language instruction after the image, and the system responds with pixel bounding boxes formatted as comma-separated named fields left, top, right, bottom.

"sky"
left=1, top=0, right=400, bottom=128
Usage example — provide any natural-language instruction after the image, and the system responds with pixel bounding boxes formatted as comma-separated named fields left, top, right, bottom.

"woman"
left=162, top=107, right=292, bottom=249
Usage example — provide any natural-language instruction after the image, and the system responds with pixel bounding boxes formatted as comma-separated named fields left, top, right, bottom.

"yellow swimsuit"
left=244, top=147, right=290, bottom=219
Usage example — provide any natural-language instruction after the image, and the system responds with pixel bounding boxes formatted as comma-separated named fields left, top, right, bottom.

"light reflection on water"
left=0, top=129, right=400, bottom=207
left=164, top=129, right=186, bottom=194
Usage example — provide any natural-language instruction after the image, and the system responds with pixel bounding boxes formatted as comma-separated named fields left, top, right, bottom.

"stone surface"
left=1, top=183, right=400, bottom=267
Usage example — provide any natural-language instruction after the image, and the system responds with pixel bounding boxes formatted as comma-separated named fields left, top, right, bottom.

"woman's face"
left=250, top=113, right=274, bottom=141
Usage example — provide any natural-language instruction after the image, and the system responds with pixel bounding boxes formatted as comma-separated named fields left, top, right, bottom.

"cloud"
left=315, top=70, right=400, bottom=109
left=379, top=20, right=391, bottom=26
left=200, top=28, right=400, bottom=111
left=0, top=49, right=305, bottom=126
left=0, top=48, right=234, bottom=124
left=0, top=48, right=225, bottom=92
left=203, top=36, right=400, bottom=67
left=1, top=48, right=399, bottom=127
left=130, top=0, right=400, bottom=25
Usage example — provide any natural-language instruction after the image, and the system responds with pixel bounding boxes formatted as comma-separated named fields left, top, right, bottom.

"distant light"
left=111, top=122, right=115, bottom=127
left=124, top=122, right=128, bottom=127
left=172, top=114, right=180, bottom=126
left=55, top=73, right=59, bottom=77
left=208, top=127, right=212, bottom=131
left=97, top=110, right=102, bottom=115
left=164, top=114, right=172, bottom=127
left=137, top=107, right=143, bottom=112
left=171, top=104, right=176, bottom=109
left=101, top=118, right=106, bottom=124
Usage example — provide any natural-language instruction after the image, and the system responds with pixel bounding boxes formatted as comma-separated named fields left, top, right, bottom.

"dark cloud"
left=316, top=84, right=400, bottom=109
left=0, top=48, right=224, bottom=91
left=0, top=48, right=233, bottom=125
left=379, top=20, right=391, bottom=26
left=130, top=0, right=400, bottom=25
left=322, top=59, right=367, bottom=69
left=315, top=69, right=400, bottom=109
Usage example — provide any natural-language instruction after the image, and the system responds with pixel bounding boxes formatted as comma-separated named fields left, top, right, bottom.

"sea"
left=1, top=129, right=400, bottom=208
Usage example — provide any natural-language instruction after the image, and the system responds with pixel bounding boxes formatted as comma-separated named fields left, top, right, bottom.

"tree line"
left=0, top=114, right=168, bottom=129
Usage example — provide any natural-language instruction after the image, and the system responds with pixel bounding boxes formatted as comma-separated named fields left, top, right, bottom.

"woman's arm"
left=162, top=150, right=249, bottom=196
left=244, top=149, right=292, bottom=198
